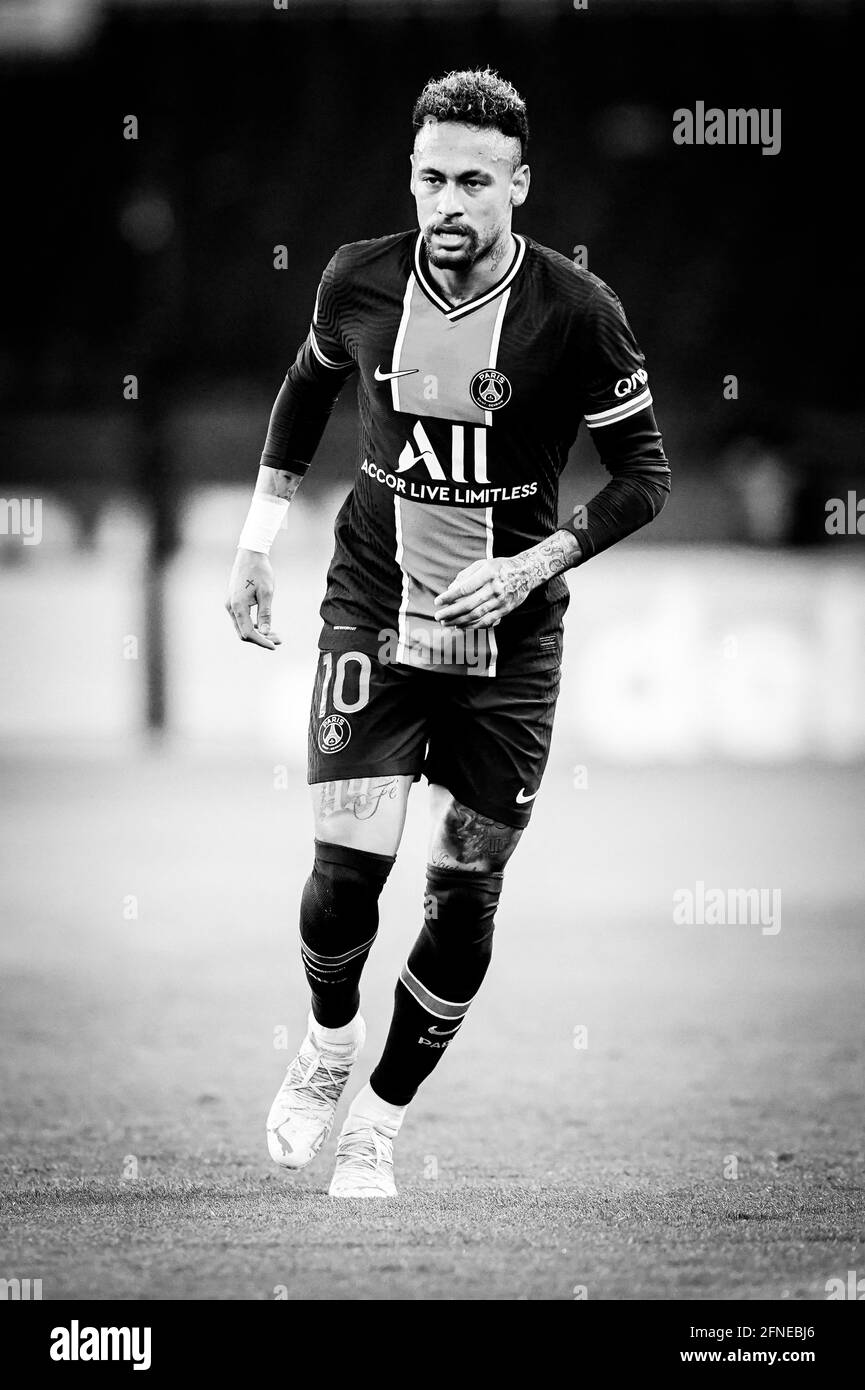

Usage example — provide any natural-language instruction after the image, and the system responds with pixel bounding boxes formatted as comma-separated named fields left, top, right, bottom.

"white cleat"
left=266, top=1014, right=365, bottom=1170
left=328, top=1116, right=397, bottom=1199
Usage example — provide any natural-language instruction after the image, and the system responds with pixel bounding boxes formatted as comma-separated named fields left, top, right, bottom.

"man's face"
left=410, top=120, right=529, bottom=271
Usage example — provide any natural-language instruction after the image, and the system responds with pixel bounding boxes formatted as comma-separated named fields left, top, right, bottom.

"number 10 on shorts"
left=318, top=651, right=372, bottom=717
left=316, top=651, right=372, bottom=754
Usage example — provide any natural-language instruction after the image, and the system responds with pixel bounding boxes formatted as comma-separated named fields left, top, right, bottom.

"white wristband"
left=237, top=493, right=290, bottom=555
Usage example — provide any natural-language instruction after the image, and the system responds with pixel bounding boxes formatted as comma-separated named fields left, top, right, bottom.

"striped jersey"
left=278, top=229, right=663, bottom=677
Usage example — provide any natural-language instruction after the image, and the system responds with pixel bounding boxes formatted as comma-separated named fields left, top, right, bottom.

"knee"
left=302, top=840, right=395, bottom=925
left=423, top=863, right=503, bottom=959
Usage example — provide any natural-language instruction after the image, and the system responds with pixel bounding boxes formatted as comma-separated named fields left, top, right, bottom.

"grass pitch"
left=1, top=754, right=863, bottom=1300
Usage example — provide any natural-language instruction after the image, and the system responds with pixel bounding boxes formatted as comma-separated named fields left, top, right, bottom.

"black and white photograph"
left=1, top=0, right=862, bottom=1344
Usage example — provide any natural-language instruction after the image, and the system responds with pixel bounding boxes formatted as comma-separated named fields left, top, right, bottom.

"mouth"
left=431, top=228, right=468, bottom=242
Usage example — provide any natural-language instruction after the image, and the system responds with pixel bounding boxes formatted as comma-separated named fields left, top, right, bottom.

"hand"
left=434, top=556, right=532, bottom=629
left=225, top=549, right=282, bottom=650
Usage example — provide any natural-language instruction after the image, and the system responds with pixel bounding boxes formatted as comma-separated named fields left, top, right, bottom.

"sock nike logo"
left=428, top=1023, right=462, bottom=1036
left=374, top=365, right=418, bottom=381
left=515, top=787, right=539, bottom=804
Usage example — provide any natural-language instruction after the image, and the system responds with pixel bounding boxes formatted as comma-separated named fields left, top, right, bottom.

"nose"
left=435, top=181, right=464, bottom=218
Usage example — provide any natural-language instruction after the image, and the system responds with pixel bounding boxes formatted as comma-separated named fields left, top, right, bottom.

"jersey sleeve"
left=578, top=280, right=653, bottom=430
left=557, top=278, right=671, bottom=559
left=307, top=251, right=355, bottom=371
left=258, top=251, right=356, bottom=476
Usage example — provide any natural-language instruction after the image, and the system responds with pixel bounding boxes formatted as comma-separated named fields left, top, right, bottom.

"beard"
left=423, top=221, right=492, bottom=270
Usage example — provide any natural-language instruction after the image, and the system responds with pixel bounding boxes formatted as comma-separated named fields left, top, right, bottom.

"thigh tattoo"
left=318, top=777, right=401, bottom=822
left=432, top=797, right=522, bottom=871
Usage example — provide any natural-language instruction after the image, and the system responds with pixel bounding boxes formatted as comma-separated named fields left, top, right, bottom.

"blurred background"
left=0, top=0, right=862, bottom=758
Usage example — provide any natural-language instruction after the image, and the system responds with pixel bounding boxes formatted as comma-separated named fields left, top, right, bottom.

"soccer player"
left=226, top=69, right=670, bottom=1197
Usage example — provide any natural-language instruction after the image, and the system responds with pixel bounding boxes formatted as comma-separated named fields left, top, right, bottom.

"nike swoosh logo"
left=515, top=787, right=540, bottom=804
left=374, top=365, right=418, bottom=381
left=428, top=1023, right=461, bottom=1037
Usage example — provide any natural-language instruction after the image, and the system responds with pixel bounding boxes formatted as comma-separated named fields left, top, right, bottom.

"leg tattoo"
left=318, top=777, right=401, bottom=823
left=431, top=797, right=522, bottom=872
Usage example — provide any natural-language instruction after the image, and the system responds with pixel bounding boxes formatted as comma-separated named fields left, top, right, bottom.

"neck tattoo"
left=487, top=234, right=511, bottom=275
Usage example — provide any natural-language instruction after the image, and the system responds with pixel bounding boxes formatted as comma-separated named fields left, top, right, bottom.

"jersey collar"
left=413, top=232, right=527, bottom=321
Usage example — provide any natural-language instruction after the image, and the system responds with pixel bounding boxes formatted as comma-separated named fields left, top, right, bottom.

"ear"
left=409, top=151, right=417, bottom=197
left=510, top=163, right=530, bottom=209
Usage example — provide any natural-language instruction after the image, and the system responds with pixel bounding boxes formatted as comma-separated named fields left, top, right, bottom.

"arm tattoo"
left=498, top=530, right=583, bottom=604
left=318, top=777, right=400, bottom=822
left=257, top=464, right=305, bottom=503
left=433, top=798, right=522, bottom=872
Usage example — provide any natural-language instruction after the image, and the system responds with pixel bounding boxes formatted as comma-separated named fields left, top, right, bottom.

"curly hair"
left=412, top=69, right=529, bottom=164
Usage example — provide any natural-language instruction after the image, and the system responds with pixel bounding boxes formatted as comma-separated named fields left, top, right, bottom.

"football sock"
left=370, top=865, right=503, bottom=1106
left=300, top=839, right=395, bottom=1028
left=309, top=1011, right=363, bottom=1048
left=347, top=1081, right=407, bottom=1140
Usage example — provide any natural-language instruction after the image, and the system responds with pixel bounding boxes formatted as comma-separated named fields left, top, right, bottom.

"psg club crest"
left=318, top=714, right=351, bottom=754
left=469, top=369, right=512, bottom=410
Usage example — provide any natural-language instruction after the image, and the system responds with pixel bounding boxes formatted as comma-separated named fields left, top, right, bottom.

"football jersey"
left=287, top=230, right=662, bottom=677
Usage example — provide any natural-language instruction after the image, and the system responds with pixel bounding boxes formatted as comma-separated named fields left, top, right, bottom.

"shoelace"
left=337, top=1127, right=392, bottom=1176
left=279, top=1047, right=353, bottom=1112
